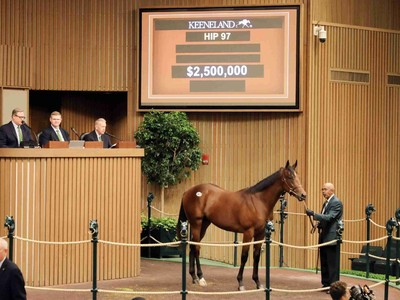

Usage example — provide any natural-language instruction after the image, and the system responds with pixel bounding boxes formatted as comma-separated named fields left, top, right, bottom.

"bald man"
left=0, top=238, right=26, bottom=299
left=83, top=118, right=112, bottom=148
left=306, top=183, right=343, bottom=291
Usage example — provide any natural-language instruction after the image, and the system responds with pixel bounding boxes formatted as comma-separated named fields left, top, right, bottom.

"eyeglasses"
left=14, top=115, right=26, bottom=119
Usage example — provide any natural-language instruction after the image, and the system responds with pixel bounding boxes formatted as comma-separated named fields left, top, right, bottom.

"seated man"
left=0, top=108, right=34, bottom=148
left=83, top=118, right=112, bottom=148
left=39, top=111, right=71, bottom=147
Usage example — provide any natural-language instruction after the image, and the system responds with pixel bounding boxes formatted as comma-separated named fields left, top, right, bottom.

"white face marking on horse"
left=196, top=192, right=202, bottom=197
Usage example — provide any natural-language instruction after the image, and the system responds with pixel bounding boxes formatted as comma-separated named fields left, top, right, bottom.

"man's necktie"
left=98, top=135, right=102, bottom=141
left=17, top=126, right=23, bottom=144
left=321, top=201, right=328, bottom=214
left=56, top=129, right=63, bottom=141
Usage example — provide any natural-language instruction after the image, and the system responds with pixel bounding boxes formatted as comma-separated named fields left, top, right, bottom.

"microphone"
left=21, top=121, right=39, bottom=147
left=105, top=131, right=121, bottom=141
left=21, top=120, right=30, bottom=129
left=71, top=127, right=80, bottom=139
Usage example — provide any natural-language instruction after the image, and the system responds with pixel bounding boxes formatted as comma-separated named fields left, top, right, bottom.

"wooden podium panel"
left=0, top=148, right=144, bottom=286
left=84, top=141, right=103, bottom=148
left=43, top=141, right=69, bottom=148
left=115, top=141, right=136, bottom=148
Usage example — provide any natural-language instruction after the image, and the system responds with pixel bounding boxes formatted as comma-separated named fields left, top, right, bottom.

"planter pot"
left=141, top=227, right=180, bottom=258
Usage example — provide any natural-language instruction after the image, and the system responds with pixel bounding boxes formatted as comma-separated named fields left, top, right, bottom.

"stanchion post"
left=233, top=232, right=238, bottom=267
left=395, top=208, right=400, bottom=285
left=147, top=192, right=154, bottom=258
left=89, top=219, right=99, bottom=300
left=384, top=218, right=397, bottom=300
left=4, top=216, right=15, bottom=262
left=365, top=204, right=375, bottom=278
left=278, top=195, right=287, bottom=268
left=335, top=220, right=344, bottom=282
left=180, top=221, right=188, bottom=300
left=264, top=221, right=274, bottom=300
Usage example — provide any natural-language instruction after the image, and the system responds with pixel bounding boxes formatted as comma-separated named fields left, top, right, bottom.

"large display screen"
left=139, top=6, right=300, bottom=111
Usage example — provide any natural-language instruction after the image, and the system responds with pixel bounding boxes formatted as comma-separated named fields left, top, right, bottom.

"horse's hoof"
left=238, top=286, right=246, bottom=291
left=193, top=278, right=199, bottom=284
left=199, top=278, right=207, bottom=287
left=257, top=284, right=264, bottom=290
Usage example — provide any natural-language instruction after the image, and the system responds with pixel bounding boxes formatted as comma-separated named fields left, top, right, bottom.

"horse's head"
left=281, top=160, right=306, bottom=201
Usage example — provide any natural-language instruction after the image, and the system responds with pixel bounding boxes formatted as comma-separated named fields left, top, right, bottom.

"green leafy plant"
left=141, top=215, right=177, bottom=232
left=134, top=110, right=202, bottom=188
left=340, top=269, right=396, bottom=281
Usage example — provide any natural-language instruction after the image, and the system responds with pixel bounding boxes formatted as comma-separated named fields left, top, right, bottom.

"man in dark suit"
left=39, top=111, right=71, bottom=147
left=306, top=182, right=343, bottom=291
left=0, top=108, right=34, bottom=148
left=0, top=238, right=26, bottom=300
left=83, top=118, right=112, bottom=148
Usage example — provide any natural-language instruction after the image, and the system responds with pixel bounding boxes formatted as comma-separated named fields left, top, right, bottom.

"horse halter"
left=281, top=171, right=306, bottom=201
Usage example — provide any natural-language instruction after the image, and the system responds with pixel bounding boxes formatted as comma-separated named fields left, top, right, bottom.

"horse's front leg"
left=237, top=244, right=250, bottom=291
left=252, top=240, right=264, bottom=289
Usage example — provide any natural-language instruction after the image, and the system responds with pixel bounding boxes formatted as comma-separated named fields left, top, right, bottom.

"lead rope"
left=302, top=201, right=317, bottom=234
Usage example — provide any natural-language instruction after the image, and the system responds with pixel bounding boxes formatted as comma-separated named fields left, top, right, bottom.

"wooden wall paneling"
left=0, top=0, right=135, bottom=91
left=120, top=158, right=126, bottom=278
left=0, top=150, right=142, bottom=286
left=311, top=0, right=400, bottom=30
left=307, top=22, right=400, bottom=270
left=109, top=157, right=116, bottom=279
left=0, top=45, right=31, bottom=87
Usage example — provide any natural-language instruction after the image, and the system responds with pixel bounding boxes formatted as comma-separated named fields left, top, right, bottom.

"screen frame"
left=138, top=5, right=301, bottom=112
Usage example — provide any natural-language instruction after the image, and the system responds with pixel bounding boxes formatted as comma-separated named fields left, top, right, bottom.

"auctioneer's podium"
left=0, top=147, right=144, bottom=286
left=43, top=141, right=69, bottom=148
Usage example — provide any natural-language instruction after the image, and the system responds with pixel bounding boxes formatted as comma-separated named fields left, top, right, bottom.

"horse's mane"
left=244, top=168, right=282, bottom=194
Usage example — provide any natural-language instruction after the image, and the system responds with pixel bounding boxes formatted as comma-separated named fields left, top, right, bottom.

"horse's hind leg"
left=194, top=219, right=210, bottom=287
left=189, top=243, right=207, bottom=286
left=194, top=249, right=207, bottom=286
left=189, top=244, right=199, bottom=284
left=252, top=239, right=264, bottom=289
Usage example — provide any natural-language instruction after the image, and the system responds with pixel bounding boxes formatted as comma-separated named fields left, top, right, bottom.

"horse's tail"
left=176, top=199, right=187, bottom=240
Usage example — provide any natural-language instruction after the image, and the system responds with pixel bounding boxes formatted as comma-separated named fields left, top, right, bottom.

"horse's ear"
left=285, top=160, right=290, bottom=168
left=292, top=160, right=298, bottom=169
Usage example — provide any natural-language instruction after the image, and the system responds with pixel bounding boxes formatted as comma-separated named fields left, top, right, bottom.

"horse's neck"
left=258, top=182, right=284, bottom=213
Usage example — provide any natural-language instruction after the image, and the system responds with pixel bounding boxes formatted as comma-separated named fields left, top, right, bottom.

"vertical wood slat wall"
left=0, top=0, right=399, bottom=279
left=306, top=23, right=400, bottom=269
left=0, top=0, right=134, bottom=90
left=0, top=150, right=143, bottom=286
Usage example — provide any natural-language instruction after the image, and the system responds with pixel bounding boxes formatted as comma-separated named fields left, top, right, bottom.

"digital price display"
left=139, top=6, right=300, bottom=111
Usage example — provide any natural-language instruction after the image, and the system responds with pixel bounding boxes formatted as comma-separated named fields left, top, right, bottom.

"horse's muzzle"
left=299, top=193, right=307, bottom=201
left=288, top=190, right=306, bottom=201
left=295, top=193, right=306, bottom=201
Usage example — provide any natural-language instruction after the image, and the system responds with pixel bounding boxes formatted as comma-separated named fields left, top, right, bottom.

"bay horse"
left=177, top=160, right=306, bottom=291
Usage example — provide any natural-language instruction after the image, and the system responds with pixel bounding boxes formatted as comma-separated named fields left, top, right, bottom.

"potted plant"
left=134, top=110, right=202, bottom=212
left=140, top=215, right=179, bottom=258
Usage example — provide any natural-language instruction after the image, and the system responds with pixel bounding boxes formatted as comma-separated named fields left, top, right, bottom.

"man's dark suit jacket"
left=314, top=195, right=343, bottom=244
left=39, top=126, right=71, bottom=147
left=0, top=122, right=34, bottom=148
left=0, top=257, right=27, bottom=300
left=83, top=130, right=112, bottom=148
